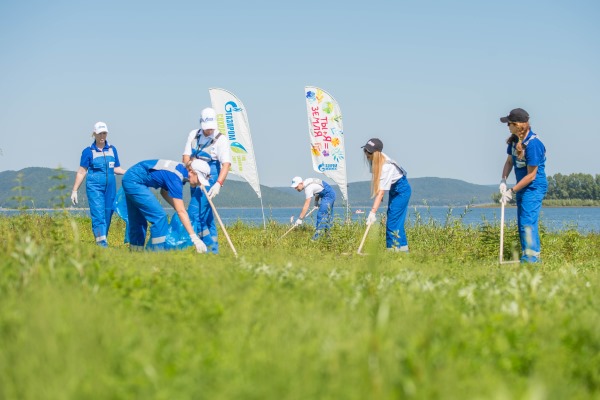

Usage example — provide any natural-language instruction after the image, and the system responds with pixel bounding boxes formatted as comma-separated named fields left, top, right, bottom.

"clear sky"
left=1, top=0, right=598, bottom=187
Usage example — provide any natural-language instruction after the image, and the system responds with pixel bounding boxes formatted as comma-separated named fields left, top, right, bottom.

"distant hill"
left=0, top=167, right=496, bottom=209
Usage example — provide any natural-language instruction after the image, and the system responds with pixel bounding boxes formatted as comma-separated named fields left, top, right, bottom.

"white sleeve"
left=304, top=187, right=314, bottom=199
left=215, top=135, right=232, bottom=164
left=379, top=164, right=395, bottom=191
left=182, top=130, right=197, bottom=157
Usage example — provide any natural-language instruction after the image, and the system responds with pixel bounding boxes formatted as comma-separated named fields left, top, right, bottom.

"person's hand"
left=207, top=182, right=221, bottom=199
left=190, top=234, right=207, bottom=253
left=499, top=179, right=507, bottom=194
left=294, top=218, right=303, bottom=226
left=501, top=189, right=513, bottom=205
left=71, top=190, right=78, bottom=205
left=366, top=211, right=377, bottom=226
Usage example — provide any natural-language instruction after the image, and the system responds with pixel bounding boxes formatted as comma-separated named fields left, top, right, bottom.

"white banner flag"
left=304, top=86, right=348, bottom=203
left=209, top=88, right=262, bottom=199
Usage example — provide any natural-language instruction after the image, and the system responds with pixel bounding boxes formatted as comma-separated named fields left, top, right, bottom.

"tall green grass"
left=0, top=213, right=599, bottom=399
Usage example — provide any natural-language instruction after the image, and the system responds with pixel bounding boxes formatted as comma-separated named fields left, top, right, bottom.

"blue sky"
left=1, top=0, right=598, bottom=187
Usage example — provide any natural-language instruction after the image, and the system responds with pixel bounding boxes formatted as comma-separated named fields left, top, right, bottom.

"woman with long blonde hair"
left=498, top=108, right=547, bottom=263
left=362, top=138, right=412, bottom=252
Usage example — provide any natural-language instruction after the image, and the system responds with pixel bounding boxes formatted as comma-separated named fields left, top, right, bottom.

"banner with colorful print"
left=304, top=86, right=348, bottom=203
left=209, top=88, right=262, bottom=199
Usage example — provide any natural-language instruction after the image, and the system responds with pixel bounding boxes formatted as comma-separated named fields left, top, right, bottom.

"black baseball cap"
left=361, top=138, right=383, bottom=153
left=500, top=108, right=529, bottom=123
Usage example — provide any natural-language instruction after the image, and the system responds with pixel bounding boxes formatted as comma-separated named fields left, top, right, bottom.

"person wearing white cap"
left=362, top=138, right=412, bottom=252
left=71, top=122, right=127, bottom=247
left=291, top=176, right=336, bottom=240
left=121, top=158, right=210, bottom=253
left=182, top=107, right=232, bottom=254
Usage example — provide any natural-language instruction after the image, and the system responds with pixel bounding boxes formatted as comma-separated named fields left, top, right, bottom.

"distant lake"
left=217, top=206, right=600, bottom=233
left=2, top=206, right=599, bottom=233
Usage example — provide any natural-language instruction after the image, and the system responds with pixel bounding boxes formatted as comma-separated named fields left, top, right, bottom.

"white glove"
left=366, top=211, right=377, bottom=226
left=294, top=218, right=303, bottom=226
left=207, top=182, right=222, bottom=199
left=501, top=189, right=513, bottom=204
left=71, top=190, right=78, bottom=205
left=499, top=179, right=507, bottom=194
left=190, top=234, right=207, bottom=253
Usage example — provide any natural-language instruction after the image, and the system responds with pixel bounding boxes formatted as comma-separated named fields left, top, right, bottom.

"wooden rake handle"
left=200, top=185, right=238, bottom=257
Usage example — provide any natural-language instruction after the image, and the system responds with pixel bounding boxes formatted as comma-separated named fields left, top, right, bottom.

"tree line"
left=546, top=173, right=600, bottom=200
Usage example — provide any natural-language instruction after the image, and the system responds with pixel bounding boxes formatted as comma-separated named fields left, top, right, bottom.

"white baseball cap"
left=290, top=176, right=303, bottom=188
left=200, top=107, right=218, bottom=130
left=190, top=159, right=210, bottom=186
left=94, top=121, right=108, bottom=134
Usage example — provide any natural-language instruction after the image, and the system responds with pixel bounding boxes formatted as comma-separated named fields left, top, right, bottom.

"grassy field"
left=1, top=212, right=599, bottom=399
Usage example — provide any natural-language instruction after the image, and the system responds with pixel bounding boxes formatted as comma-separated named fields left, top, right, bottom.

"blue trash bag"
left=165, top=213, right=193, bottom=250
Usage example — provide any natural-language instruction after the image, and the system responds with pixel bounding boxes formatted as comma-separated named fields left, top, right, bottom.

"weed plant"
left=0, top=213, right=599, bottom=399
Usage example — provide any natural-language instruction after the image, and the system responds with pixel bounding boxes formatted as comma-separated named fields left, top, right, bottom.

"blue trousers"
left=386, top=177, right=411, bottom=251
left=187, top=159, right=220, bottom=254
left=516, top=184, right=547, bottom=263
left=122, top=166, right=169, bottom=251
left=86, top=172, right=116, bottom=247
left=313, top=184, right=336, bottom=240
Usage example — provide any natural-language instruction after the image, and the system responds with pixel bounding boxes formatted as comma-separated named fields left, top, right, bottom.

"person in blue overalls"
left=71, top=122, right=127, bottom=247
left=291, top=176, right=336, bottom=240
left=121, top=159, right=211, bottom=253
left=182, top=107, right=232, bottom=254
left=362, top=138, right=412, bottom=252
left=498, top=108, right=547, bottom=263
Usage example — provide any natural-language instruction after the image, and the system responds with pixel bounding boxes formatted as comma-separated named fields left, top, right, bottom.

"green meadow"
left=1, top=213, right=599, bottom=399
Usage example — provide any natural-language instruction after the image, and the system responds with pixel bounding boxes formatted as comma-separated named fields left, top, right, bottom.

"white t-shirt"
left=302, top=178, right=324, bottom=199
left=379, top=152, right=403, bottom=191
left=182, top=129, right=232, bottom=164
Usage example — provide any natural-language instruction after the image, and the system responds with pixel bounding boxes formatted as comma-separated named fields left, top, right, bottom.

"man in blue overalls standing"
left=182, top=107, right=232, bottom=253
left=291, top=176, right=336, bottom=240
left=498, top=108, right=548, bottom=263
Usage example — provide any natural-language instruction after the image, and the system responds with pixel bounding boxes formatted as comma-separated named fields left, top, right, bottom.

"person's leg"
left=87, top=185, right=108, bottom=247
left=187, top=186, right=201, bottom=234
left=518, top=187, right=545, bottom=263
left=199, top=185, right=219, bottom=254
left=124, top=187, right=147, bottom=251
left=386, top=179, right=411, bottom=251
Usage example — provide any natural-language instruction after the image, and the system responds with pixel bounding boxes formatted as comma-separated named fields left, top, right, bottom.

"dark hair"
left=506, top=134, right=519, bottom=146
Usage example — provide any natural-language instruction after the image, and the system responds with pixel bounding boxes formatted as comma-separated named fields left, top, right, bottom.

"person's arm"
left=370, top=190, right=385, bottom=214
left=501, top=155, right=513, bottom=182
left=299, top=198, right=312, bottom=219
left=171, top=197, right=196, bottom=237
left=216, top=162, right=230, bottom=186
left=512, top=165, right=538, bottom=193
left=72, top=167, right=88, bottom=191
left=182, top=130, right=195, bottom=164
left=114, top=167, right=127, bottom=175
left=160, top=189, right=176, bottom=209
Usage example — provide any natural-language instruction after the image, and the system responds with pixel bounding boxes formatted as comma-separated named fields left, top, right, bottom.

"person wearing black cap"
left=362, top=138, right=412, bottom=252
left=498, top=108, right=547, bottom=263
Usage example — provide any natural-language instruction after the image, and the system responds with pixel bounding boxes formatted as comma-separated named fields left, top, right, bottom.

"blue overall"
left=187, top=131, right=220, bottom=253
left=79, top=142, right=120, bottom=246
left=508, top=130, right=547, bottom=263
left=313, top=181, right=336, bottom=240
left=121, top=160, right=188, bottom=251
left=386, top=176, right=412, bottom=251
